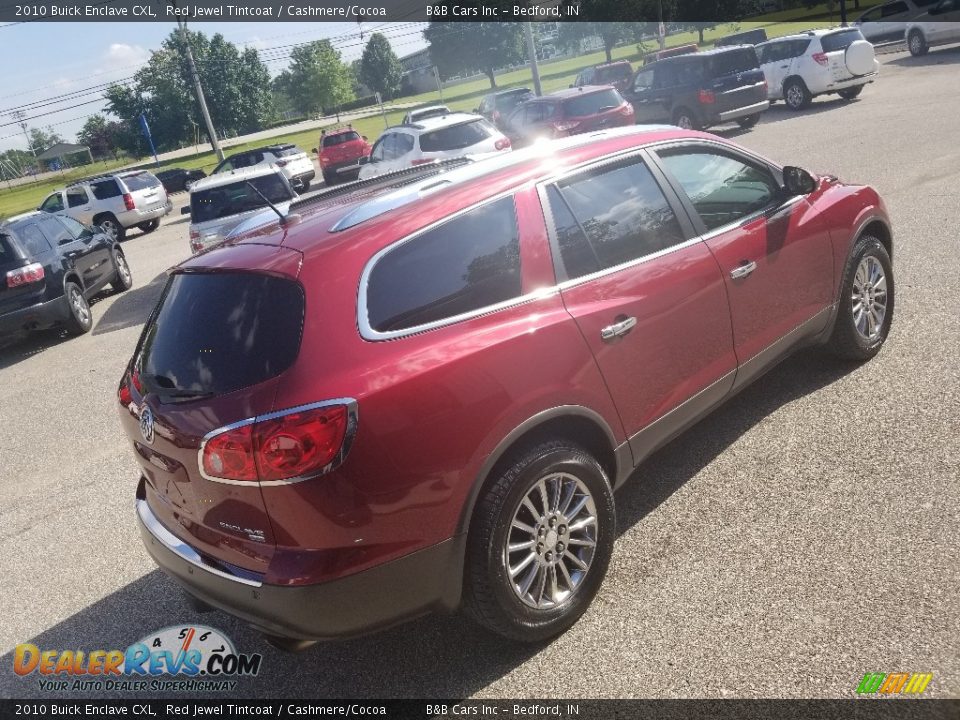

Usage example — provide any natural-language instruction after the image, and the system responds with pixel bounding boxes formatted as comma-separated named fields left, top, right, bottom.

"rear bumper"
left=0, top=294, right=69, bottom=335
left=136, top=490, right=465, bottom=640
left=717, top=100, right=770, bottom=123
left=823, top=72, right=877, bottom=93
left=118, top=205, right=168, bottom=228
left=291, top=169, right=316, bottom=185
left=322, top=159, right=364, bottom=177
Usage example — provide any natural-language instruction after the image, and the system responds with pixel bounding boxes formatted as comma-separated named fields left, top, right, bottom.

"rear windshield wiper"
left=140, top=373, right=214, bottom=400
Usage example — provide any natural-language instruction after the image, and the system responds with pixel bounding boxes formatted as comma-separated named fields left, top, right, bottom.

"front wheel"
left=299, top=179, right=311, bottom=193
left=838, top=86, right=863, bottom=100
left=96, top=215, right=125, bottom=242
left=908, top=30, right=928, bottom=57
left=826, top=235, right=894, bottom=361
left=737, top=113, right=761, bottom=129
left=463, top=440, right=615, bottom=643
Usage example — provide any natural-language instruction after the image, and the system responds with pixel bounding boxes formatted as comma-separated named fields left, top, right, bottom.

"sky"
left=0, top=20, right=428, bottom=153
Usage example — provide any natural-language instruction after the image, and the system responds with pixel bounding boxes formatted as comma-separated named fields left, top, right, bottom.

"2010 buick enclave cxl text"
left=118, top=126, right=894, bottom=648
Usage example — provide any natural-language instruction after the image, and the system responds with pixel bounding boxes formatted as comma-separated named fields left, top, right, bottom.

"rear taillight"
left=698, top=89, right=716, bottom=104
left=812, top=52, right=828, bottom=66
left=494, top=137, right=511, bottom=151
left=118, top=380, right=133, bottom=407
left=6, top=262, right=44, bottom=288
left=201, top=403, right=353, bottom=483
left=123, top=193, right=135, bottom=211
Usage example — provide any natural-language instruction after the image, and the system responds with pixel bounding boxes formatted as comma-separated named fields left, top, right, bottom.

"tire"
left=737, top=113, right=761, bottom=129
left=110, top=250, right=133, bottom=293
left=322, top=171, right=334, bottom=186
left=671, top=108, right=700, bottom=131
left=95, top=214, right=125, bottom=242
left=137, top=219, right=159, bottom=233
left=63, top=281, right=92, bottom=335
left=838, top=86, right=863, bottom=100
left=463, top=440, right=616, bottom=643
left=299, top=179, right=311, bottom=193
left=826, top=235, right=894, bottom=361
left=908, top=30, right=928, bottom=57
left=783, top=78, right=812, bottom=111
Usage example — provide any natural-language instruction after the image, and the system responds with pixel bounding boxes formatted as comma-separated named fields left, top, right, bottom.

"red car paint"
left=120, top=126, right=892, bottom=639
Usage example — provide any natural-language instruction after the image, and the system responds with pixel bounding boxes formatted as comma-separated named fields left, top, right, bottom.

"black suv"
left=625, top=47, right=770, bottom=131
left=476, top=88, right=534, bottom=131
left=0, top=212, right=132, bottom=339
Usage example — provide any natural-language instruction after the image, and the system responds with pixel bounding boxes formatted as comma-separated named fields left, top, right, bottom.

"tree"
left=360, top=33, right=404, bottom=100
left=674, top=0, right=742, bottom=43
left=285, top=40, right=355, bottom=116
left=425, top=20, right=524, bottom=89
left=556, top=20, right=659, bottom=63
left=27, top=126, right=64, bottom=154
left=78, top=114, right=132, bottom=160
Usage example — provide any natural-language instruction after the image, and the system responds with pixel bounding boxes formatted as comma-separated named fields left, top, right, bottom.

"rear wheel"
left=95, top=214, right=125, bottom=242
left=784, top=79, right=812, bottom=111
left=137, top=219, right=159, bottom=233
left=463, top=440, right=615, bottom=642
left=64, top=281, right=92, bottom=335
left=672, top=108, right=700, bottom=131
left=299, top=179, right=311, bottom=193
left=826, top=235, right=894, bottom=361
left=737, top=113, right=761, bottom=129
left=838, top=86, right=863, bottom=100
left=908, top=30, right=928, bottom=57
left=110, top=250, right=133, bottom=293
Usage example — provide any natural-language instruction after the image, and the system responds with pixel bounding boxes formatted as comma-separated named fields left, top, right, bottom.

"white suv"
left=358, top=113, right=511, bottom=180
left=905, top=0, right=960, bottom=55
left=211, top=144, right=316, bottom=192
left=757, top=28, right=879, bottom=110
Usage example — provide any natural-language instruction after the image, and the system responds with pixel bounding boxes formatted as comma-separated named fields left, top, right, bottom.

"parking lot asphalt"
left=1, top=47, right=958, bottom=700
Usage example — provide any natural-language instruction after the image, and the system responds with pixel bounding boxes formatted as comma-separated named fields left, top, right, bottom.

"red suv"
left=121, top=127, right=894, bottom=647
left=317, top=127, right=372, bottom=185
left=503, top=86, right=635, bottom=146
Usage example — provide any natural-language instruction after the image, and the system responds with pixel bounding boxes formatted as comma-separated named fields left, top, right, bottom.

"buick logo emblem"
left=139, top=405, right=155, bottom=445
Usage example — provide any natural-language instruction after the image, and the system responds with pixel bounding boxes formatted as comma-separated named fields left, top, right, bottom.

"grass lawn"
left=0, top=5, right=879, bottom=219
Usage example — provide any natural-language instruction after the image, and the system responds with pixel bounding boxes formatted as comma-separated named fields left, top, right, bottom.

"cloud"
left=104, top=43, right=151, bottom=67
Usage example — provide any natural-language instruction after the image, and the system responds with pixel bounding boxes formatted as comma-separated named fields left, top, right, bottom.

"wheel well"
left=783, top=75, right=806, bottom=91
left=862, top=219, right=893, bottom=261
left=92, top=212, right=115, bottom=223
left=63, top=271, right=83, bottom=291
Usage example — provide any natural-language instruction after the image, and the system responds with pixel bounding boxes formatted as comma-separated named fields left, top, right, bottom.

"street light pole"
left=524, top=22, right=543, bottom=96
left=171, top=7, right=224, bottom=161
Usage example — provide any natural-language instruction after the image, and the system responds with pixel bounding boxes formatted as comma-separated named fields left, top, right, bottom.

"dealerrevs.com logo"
left=13, top=625, right=262, bottom=692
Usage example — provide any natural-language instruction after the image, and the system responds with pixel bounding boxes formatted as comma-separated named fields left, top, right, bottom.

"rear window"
left=90, top=179, right=121, bottom=200
left=323, top=132, right=361, bottom=147
left=563, top=88, right=623, bottom=117
left=190, top=173, right=293, bottom=223
left=708, top=48, right=760, bottom=77
left=495, top=91, right=532, bottom=111
left=122, top=172, right=161, bottom=191
left=821, top=29, right=866, bottom=52
left=596, top=64, right=631, bottom=82
left=139, top=272, right=304, bottom=397
left=273, top=146, right=302, bottom=157
left=419, top=120, right=494, bottom=152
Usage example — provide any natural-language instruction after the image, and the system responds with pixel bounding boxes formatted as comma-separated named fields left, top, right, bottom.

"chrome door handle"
left=730, top=261, right=757, bottom=280
left=600, top=316, right=637, bottom=342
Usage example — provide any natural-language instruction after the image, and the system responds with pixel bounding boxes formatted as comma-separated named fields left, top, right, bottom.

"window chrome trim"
left=136, top=498, right=263, bottom=588
left=197, top=398, right=358, bottom=487
left=554, top=236, right=708, bottom=291
left=357, top=190, right=542, bottom=342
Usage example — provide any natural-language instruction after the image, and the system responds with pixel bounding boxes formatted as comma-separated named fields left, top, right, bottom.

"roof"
left=189, top=165, right=284, bottom=192
left=389, top=112, right=484, bottom=133
left=2, top=210, right=44, bottom=225
left=486, top=87, right=532, bottom=98
left=543, top=85, right=619, bottom=100
left=321, top=127, right=359, bottom=137
left=592, top=60, right=632, bottom=68
left=37, top=142, right=90, bottom=160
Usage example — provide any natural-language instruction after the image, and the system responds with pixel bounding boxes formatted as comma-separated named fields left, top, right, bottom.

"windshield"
left=419, top=120, right=494, bottom=152
left=190, top=173, right=293, bottom=223
left=709, top=48, right=760, bottom=76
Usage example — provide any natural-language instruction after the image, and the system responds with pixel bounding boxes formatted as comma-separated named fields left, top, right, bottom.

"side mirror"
left=58, top=236, right=74, bottom=246
left=311, top=148, right=317, bottom=154
left=181, top=206, right=191, bottom=216
left=783, top=166, right=816, bottom=195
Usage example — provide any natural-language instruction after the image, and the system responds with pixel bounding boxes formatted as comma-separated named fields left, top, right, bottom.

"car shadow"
left=0, top=349, right=860, bottom=699
left=887, top=43, right=960, bottom=66
left=92, top=272, right=167, bottom=336
left=754, top=99, right=856, bottom=126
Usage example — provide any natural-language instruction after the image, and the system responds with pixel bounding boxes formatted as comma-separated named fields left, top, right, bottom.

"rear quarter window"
left=139, top=272, right=305, bottom=396
left=365, top=196, right=521, bottom=334
left=91, top=180, right=121, bottom=200
left=190, top=173, right=293, bottom=223
left=419, top=120, right=494, bottom=152
left=121, top=172, right=161, bottom=191
left=18, top=223, right=54, bottom=256
left=0, top=233, right=18, bottom=263
left=821, top=29, right=866, bottom=52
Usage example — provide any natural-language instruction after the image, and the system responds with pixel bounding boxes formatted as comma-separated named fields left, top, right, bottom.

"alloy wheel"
left=504, top=472, right=598, bottom=610
left=852, top=255, right=887, bottom=340
left=69, top=286, right=90, bottom=326
left=786, top=85, right=804, bottom=109
left=100, top=219, right=119, bottom=240
left=116, top=254, right=131, bottom=286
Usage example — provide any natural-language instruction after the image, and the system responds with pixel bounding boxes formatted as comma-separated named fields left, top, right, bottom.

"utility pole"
left=524, top=23, right=543, bottom=97
left=171, top=5, right=224, bottom=161
left=11, top=110, right=37, bottom=160
left=658, top=0, right=666, bottom=51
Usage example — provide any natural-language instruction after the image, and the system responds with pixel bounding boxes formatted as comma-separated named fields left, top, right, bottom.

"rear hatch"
left=272, top=146, right=313, bottom=175
left=120, top=171, right=167, bottom=212
left=189, top=173, right=295, bottom=248
left=0, top=230, right=37, bottom=316
left=820, top=29, right=875, bottom=80
left=321, top=132, right=366, bottom=165
left=706, top=48, right=767, bottom=113
left=120, top=251, right=304, bottom=573
left=418, top=118, right=504, bottom=156
left=561, top=88, right=633, bottom=133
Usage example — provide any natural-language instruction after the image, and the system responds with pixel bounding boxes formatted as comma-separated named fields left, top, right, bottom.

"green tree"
left=558, top=20, right=660, bottom=63
left=359, top=33, right=404, bottom=100
left=27, top=126, right=64, bottom=154
left=425, top=20, right=524, bottom=89
left=285, top=40, right=355, bottom=116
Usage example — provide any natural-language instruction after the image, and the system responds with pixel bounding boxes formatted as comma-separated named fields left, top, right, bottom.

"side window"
left=859, top=7, right=881, bottom=21
left=882, top=1, right=909, bottom=15
left=545, top=186, right=598, bottom=280
left=790, top=39, right=812, bottom=58
left=19, top=224, right=53, bottom=256
left=67, top=188, right=89, bottom=208
left=366, top=196, right=521, bottom=333
left=658, top=149, right=780, bottom=232
left=633, top=69, right=654, bottom=92
left=37, top=216, right=74, bottom=246
left=57, top=216, right=91, bottom=239
left=654, top=63, right=678, bottom=89
left=91, top=180, right=121, bottom=199
left=394, top=133, right=415, bottom=157
left=549, top=158, right=686, bottom=280
left=40, top=193, right=64, bottom=213
left=370, top=135, right=389, bottom=162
